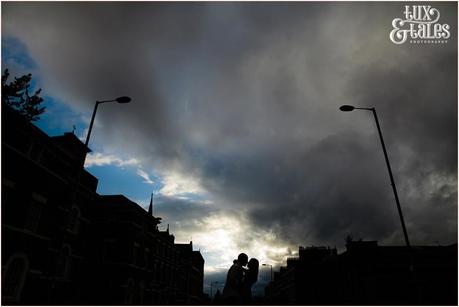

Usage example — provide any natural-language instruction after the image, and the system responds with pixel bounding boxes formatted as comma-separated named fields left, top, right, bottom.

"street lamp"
left=262, top=263, right=273, bottom=282
left=48, top=96, right=131, bottom=303
left=339, top=105, right=410, bottom=247
left=85, top=96, right=132, bottom=147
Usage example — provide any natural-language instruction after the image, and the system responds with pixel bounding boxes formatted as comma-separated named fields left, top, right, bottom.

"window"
left=159, top=263, right=164, bottom=282
left=24, top=194, right=46, bottom=233
left=2, top=179, right=15, bottom=205
left=2, top=253, right=29, bottom=302
left=67, top=205, right=81, bottom=234
left=125, top=279, right=135, bottom=304
left=136, top=281, right=145, bottom=305
left=151, top=287, right=157, bottom=304
left=167, top=265, right=172, bottom=284
left=56, top=245, right=72, bottom=279
left=144, top=249, right=150, bottom=269
left=133, top=243, right=140, bottom=265
left=154, top=262, right=159, bottom=281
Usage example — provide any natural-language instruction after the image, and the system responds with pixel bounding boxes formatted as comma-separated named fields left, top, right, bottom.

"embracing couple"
left=221, top=253, right=259, bottom=305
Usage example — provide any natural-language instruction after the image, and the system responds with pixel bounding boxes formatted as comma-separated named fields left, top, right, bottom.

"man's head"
left=237, top=253, right=248, bottom=266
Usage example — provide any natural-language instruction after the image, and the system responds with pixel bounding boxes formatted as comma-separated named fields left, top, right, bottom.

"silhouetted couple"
left=222, top=253, right=259, bottom=305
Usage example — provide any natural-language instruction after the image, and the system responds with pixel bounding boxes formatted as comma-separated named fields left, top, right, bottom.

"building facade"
left=2, top=106, right=205, bottom=305
left=265, top=241, right=457, bottom=305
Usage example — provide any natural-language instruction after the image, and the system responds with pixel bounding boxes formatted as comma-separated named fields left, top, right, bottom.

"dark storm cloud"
left=2, top=2, right=457, bottom=251
left=198, top=131, right=400, bottom=246
left=155, top=195, right=217, bottom=226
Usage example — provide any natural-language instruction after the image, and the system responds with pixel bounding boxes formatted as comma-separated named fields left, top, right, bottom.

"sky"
left=2, top=2, right=457, bottom=295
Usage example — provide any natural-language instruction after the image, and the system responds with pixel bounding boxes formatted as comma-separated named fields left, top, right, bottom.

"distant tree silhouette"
left=2, top=69, right=45, bottom=121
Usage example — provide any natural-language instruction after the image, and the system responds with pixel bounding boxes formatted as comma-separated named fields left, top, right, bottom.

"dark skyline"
left=2, top=1, right=457, bottom=293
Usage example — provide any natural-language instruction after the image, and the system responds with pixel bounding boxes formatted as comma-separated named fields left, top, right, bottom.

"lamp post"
left=48, top=96, right=131, bottom=303
left=262, top=263, right=273, bottom=282
left=339, top=105, right=410, bottom=247
left=85, top=96, right=132, bottom=148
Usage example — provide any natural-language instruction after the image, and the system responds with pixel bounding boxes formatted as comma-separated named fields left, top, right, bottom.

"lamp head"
left=116, top=96, right=132, bottom=104
left=339, top=105, right=355, bottom=112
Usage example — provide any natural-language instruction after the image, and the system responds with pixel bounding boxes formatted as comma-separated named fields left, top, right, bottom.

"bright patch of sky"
left=182, top=214, right=293, bottom=271
left=160, top=169, right=207, bottom=199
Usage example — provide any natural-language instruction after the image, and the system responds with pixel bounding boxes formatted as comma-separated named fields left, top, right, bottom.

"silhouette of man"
left=222, top=253, right=248, bottom=304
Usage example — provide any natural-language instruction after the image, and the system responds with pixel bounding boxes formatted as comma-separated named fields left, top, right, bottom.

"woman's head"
left=246, top=258, right=259, bottom=284
left=248, top=258, right=259, bottom=271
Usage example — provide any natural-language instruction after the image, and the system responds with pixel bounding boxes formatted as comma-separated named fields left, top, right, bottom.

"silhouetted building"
left=265, top=246, right=337, bottom=304
left=175, top=242, right=205, bottom=303
left=2, top=106, right=205, bottom=305
left=338, top=240, right=457, bottom=305
left=84, top=195, right=206, bottom=304
left=265, top=241, right=457, bottom=305
left=2, top=106, right=97, bottom=305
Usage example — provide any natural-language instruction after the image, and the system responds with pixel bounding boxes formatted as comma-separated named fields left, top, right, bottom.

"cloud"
left=158, top=169, right=207, bottom=198
left=136, top=169, right=155, bottom=185
left=155, top=196, right=293, bottom=296
left=154, top=196, right=293, bottom=271
left=85, top=152, right=140, bottom=168
left=1, top=36, right=37, bottom=74
left=2, top=2, right=456, bottom=273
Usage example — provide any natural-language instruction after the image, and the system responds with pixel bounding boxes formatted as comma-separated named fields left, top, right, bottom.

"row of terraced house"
left=265, top=242, right=457, bottom=305
left=2, top=106, right=206, bottom=305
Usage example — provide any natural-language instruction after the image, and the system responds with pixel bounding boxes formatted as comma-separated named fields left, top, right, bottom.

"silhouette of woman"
left=242, top=258, right=259, bottom=304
